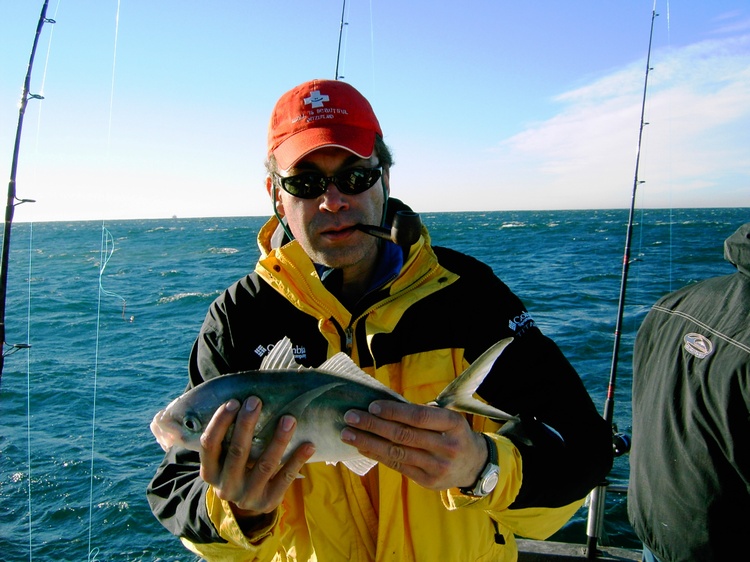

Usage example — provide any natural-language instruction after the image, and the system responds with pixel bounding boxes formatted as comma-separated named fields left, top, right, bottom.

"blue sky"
left=1, top=0, right=749, bottom=222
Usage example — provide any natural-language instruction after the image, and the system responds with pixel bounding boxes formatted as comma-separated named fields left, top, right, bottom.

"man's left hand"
left=341, top=401, right=488, bottom=490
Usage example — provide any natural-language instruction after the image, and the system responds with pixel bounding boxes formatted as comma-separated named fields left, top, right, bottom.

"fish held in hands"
left=150, top=336, right=515, bottom=476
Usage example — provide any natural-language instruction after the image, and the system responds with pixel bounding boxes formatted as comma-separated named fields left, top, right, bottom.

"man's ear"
left=267, top=177, right=285, bottom=216
left=381, top=167, right=391, bottom=196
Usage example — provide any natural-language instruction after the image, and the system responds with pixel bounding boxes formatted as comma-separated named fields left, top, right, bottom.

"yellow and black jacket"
left=148, top=200, right=613, bottom=561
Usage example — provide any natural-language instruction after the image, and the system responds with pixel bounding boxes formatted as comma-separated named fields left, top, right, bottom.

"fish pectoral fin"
left=339, top=456, right=378, bottom=476
left=283, top=382, right=344, bottom=418
left=255, top=381, right=345, bottom=443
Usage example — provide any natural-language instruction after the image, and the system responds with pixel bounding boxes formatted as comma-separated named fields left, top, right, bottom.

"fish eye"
left=183, top=415, right=202, bottom=433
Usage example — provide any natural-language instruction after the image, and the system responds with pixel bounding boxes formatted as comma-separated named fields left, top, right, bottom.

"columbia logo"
left=292, top=345, right=307, bottom=361
left=254, top=342, right=308, bottom=361
left=509, top=311, right=535, bottom=333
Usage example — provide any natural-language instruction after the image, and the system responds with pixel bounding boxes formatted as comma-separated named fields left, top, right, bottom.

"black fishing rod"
left=334, top=0, right=348, bottom=79
left=585, top=5, right=659, bottom=559
left=0, top=0, right=53, bottom=383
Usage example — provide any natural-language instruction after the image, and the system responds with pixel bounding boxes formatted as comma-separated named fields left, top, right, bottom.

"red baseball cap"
left=267, top=79, right=383, bottom=170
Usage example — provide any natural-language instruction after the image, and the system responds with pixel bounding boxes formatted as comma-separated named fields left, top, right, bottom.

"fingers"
left=344, top=402, right=463, bottom=449
left=220, top=396, right=265, bottom=483
left=200, top=396, right=315, bottom=515
left=370, top=400, right=463, bottom=432
left=257, top=422, right=315, bottom=502
left=200, top=397, right=256, bottom=484
left=243, top=417, right=315, bottom=513
left=341, top=401, right=486, bottom=490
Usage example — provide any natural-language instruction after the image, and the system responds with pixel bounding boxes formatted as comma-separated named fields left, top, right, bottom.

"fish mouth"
left=150, top=409, right=179, bottom=452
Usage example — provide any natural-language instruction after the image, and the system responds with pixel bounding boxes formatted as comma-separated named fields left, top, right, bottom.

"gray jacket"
left=628, top=222, right=750, bottom=562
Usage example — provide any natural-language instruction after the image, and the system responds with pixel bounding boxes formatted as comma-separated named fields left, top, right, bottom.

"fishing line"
left=369, top=0, right=376, bottom=89
left=98, top=226, right=127, bottom=318
left=25, top=223, right=34, bottom=562
left=666, top=0, right=674, bottom=292
left=32, top=0, right=61, bottom=156
left=87, top=225, right=126, bottom=562
left=107, top=0, right=122, bottom=154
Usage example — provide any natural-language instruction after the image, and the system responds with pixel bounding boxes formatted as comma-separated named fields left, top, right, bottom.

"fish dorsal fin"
left=317, top=352, right=404, bottom=401
left=260, top=337, right=301, bottom=370
left=434, top=338, right=518, bottom=422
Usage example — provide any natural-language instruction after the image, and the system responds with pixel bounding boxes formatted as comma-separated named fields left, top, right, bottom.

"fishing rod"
left=585, top=4, right=659, bottom=559
left=0, top=0, right=53, bottom=383
left=334, top=0, right=348, bottom=79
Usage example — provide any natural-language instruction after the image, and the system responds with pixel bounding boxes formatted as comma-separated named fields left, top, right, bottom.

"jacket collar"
left=724, top=222, right=750, bottom=277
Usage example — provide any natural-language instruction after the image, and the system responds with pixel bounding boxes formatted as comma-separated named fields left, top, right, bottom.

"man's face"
left=269, top=146, right=389, bottom=277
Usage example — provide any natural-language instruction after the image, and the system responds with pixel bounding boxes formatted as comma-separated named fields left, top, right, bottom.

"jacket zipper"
left=277, top=249, right=442, bottom=358
left=344, top=325, right=354, bottom=355
left=342, top=267, right=438, bottom=358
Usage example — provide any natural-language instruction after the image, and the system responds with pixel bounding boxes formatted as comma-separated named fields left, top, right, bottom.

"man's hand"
left=199, top=396, right=315, bottom=520
left=341, top=401, right=488, bottom=490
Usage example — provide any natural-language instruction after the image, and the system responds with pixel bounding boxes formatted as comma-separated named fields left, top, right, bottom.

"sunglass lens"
left=282, top=173, right=325, bottom=199
left=278, top=168, right=381, bottom=198
left=339, top=168, right=382, bottom=195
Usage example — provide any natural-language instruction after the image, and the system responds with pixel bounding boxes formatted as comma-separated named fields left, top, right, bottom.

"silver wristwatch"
left=459, top=434, right=500, bottom=497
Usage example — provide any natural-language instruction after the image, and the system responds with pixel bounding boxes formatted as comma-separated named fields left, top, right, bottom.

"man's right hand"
left=198, top=396, right=315, bottom=521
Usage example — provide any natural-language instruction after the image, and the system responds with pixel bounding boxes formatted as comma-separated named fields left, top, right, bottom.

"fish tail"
left=434, top=337, right=517, bottom=421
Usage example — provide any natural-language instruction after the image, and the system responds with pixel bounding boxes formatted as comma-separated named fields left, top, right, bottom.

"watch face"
left=480, top=468, right=500, bottom=495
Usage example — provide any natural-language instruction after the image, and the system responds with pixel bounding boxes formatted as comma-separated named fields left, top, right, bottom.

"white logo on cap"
left=304, top=90, right=330, bottom=109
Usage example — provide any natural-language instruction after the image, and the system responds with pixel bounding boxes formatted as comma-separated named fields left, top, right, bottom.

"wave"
left=207, top=247, right=239, bottom=255
left=157, top=291, right=219, bottom=304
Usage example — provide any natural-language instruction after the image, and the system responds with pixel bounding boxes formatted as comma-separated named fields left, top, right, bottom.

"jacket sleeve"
left=479, top=329, right=613, bottom=510
left=432, top=245, right=614, bottom=510
left=433, top=246, right=613, bottom=537
left=147, top=445, right=224, bottom=544
left=446, top=328, right=610, bottom=542
left=147, top=442, right=290, bottom=560
left=147, top=277, right=289, bottom=558
left=463, top=311, right=612, bottom=541
left=440, top=432, right=585, bottom=540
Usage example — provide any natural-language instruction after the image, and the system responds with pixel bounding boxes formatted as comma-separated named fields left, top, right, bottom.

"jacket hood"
left=724, top=221, right=750, bottom=277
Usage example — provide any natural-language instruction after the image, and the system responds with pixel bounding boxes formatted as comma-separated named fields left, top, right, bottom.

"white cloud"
left=480, top=35, right=750, bottom=210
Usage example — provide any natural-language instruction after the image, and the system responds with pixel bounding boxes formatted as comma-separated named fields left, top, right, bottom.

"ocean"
left=0, top=207, right=747, bottom=561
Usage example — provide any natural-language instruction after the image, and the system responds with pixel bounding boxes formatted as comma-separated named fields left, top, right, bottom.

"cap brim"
left=273, top=126, right=376, bottom=170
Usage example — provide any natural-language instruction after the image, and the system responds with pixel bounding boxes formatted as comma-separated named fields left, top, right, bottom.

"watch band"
left=484, top=433, right=498, bottom=466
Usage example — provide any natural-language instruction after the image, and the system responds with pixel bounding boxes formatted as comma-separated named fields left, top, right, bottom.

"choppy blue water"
left=0, top=208, right=747, bottom=560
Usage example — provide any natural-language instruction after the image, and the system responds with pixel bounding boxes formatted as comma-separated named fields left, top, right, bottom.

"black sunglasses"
left=273, top=167, right=382, bottom=199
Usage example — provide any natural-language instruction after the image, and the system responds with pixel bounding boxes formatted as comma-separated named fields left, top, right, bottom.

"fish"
left=150, top=336, right=516, bottom=476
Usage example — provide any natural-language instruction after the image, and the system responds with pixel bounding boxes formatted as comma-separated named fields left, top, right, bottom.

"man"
left=148, top=79, right=613, bottom=561
left=628, top=222, right=750, bottom=562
